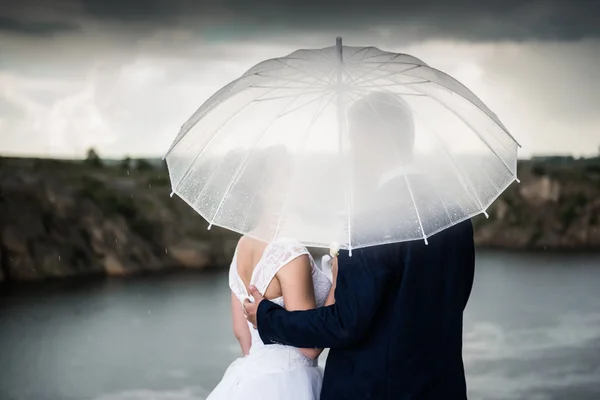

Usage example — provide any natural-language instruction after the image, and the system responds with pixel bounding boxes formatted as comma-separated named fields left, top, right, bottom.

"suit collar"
left=378, top=164, right=419, bottom=188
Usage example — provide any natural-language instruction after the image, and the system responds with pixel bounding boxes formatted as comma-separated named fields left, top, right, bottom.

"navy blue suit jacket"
left=256, top=178, right=475, bottom=400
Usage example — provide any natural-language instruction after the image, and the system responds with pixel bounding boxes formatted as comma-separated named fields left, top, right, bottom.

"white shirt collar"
left=378, top=164, right=419, bottom=188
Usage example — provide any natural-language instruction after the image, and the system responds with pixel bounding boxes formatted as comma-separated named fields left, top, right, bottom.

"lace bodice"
left=229, top=238, right=332, bottom=367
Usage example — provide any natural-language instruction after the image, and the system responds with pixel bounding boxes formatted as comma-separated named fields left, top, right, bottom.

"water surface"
left=1, top=251, right=599, bottom=400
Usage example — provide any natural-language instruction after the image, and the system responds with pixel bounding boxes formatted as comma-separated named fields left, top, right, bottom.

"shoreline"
left=1, top=155, right=599, bottom=282
left=2, top=248, right=599, bottom=286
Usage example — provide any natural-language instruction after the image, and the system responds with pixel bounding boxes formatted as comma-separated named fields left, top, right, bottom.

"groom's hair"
left=347, top=91, right=415, bottom=163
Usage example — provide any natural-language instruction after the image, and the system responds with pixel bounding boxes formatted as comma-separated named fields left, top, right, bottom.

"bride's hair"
left=241, top=145, right=290, bottom=232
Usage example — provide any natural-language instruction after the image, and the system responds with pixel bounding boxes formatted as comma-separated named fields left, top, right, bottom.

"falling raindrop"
left=58, top=255, right=61, bottom=261
left=127, top=170, right=130, bottom=175
left=165, top=248, right=168, bottom=254
left=149, top=184, right=152, bottom=188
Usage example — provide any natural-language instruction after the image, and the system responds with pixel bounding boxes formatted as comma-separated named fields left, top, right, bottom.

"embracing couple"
left=205, top=92, right=475, bottom=400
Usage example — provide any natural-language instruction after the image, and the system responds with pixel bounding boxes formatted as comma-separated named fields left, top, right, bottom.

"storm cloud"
left=1, top=0, right=599, bottom=42
left=0, top=0, right=599, bottom=158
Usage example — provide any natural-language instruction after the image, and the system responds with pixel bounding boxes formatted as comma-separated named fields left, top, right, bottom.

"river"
left=1, top=251, right=599, bottom=400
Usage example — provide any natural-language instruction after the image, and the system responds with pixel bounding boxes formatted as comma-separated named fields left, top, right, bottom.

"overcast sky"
left=0, top=0, right=599, bottom=158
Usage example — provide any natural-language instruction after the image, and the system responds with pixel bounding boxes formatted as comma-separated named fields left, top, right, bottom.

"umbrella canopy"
left=165, top=38, right=520, bottom=252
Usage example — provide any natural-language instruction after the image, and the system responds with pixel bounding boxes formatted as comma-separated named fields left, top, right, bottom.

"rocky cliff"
left=473, top=158, right=600, bottom=250
left=0, top=156, right=599, bottom=281
left=0, top=157, right=239, bottom=281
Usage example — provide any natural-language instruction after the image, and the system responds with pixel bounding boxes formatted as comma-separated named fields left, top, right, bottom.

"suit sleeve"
left=256, top=247, right=395, bottom=348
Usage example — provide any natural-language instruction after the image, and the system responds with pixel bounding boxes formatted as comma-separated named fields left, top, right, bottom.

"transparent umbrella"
left=165, top=38, right=520, bottom=253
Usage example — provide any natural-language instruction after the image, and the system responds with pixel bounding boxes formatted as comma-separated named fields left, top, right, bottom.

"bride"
left=205, top=236, right=336, bottom=400
left=205, top=147, right=337, bottom=400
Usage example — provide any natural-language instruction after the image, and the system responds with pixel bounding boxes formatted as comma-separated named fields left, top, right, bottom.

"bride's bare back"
left=229, top=236, right=332, bottom=359
left=236, top=236, right=286, bottom=301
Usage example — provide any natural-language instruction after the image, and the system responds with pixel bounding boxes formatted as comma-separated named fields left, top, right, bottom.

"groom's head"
left=347, top=92, right=415, bottom=188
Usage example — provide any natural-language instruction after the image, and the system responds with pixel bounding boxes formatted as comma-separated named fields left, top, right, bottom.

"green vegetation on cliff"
left=473, top=157, right=600, bottom=250
left=0, top=153, right=599, bottom=281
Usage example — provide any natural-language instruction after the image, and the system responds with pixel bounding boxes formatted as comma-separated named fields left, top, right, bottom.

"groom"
left=244, top=92, right=475, bottom=400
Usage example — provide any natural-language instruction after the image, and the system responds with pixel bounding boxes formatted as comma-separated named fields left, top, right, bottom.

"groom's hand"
left=243, top=285, right=265, bottom=329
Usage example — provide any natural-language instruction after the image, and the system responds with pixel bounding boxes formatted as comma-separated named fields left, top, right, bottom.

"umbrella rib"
left=348, top=67, right=520, bottom=157
left=315, top=49, right=336, bottom=62
left=278, top=91, right=332, bottom=117
left=206, top=68, right=338, bottom=228
left=341, top=93, right=354, bottom=252
left=350, top=57, right=498, bottom=153
left=353, top=82, right=429, bottom=89
left=165, top=68, right=306, bottom=158
left=264, top=70, right=336, bottom=117
left=343, top=53, right=402, bottom=86
left=359, top=61, right=433, bottom=65
left=274, top=59, right=336, bottom=86
left=345, top=65, right=421, bottom=86
left=350, top=87, right=426, bottom=96
left=249, top=85, right=327, bottom=90
left=354, top=51, right=415, bottom=62
left=353, top=52, right=383, bottom=61
left=415, top=65, right=521, bottom=147
left=480, top=164, right=500, bottom=191
left=207, top=108, right=289, bottom=228
left=346, top=46, right=372, bottom=61
left=252, top=89, right=330, bottom=102
left=359, top=92, right=429, bottom=243
left=345, top=64, right=421, bottom=87
left=430, top=95, right=518, bottom=181
left=171, top=78, right=302, bottom=195
left=272, top=92, right=334, bottom=240
left=429, top=179, right=454, bottom=227
left=293, top=48, right=333, bottom=62
left=345, top=66, right=430, bottom=88
left=256, top=72, right=330, bottom=87
left=239, top=164, right=269, bottom=231
left=235, top=97, right=334, bottom=232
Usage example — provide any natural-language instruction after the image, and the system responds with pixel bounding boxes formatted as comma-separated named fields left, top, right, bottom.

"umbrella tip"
left=170, top=191, right=174, bottom=198
left=424, top=237, right=429, bottom=245
left=335, top=37, right=343, bottom=63
left=207, top=224, right=212, bottom=230
left=516, top=177, right=521, bottom=183
left=483, top=210, right=489, bottom=219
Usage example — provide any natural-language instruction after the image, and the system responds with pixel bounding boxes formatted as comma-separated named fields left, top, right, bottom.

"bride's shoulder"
left=270, top=237, right=309, bottom=254
left=236, top=235, right=266, bottom=255
left=236, top=235, right=252, bottom=252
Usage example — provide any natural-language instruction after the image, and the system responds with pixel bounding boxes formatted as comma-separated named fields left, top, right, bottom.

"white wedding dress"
left=206, top=238, right=332, bottom=400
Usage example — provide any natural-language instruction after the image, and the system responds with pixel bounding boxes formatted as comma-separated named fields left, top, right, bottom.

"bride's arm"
left=231, top=291, right=251, bottom=356
left=276, top=255, right=323, bottom=360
